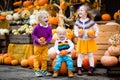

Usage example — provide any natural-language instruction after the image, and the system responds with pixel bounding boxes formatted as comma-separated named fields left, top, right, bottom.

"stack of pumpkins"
left=101, top=33, right=120, bottom=67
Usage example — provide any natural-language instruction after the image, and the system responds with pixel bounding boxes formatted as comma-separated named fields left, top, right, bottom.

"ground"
left=0, top=65, right=120, bottom=80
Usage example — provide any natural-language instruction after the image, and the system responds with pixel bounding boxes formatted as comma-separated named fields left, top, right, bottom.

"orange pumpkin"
left=21, top=59, right=28, bottom=67
left=113, top=10, right=120, bottom=20
left=23, top=0, right=32, bottom=7
left=66, top=29, right=74, bottom=40
left=38, top=0, right=48, bottom=6
left=101, top=56, right=118, bottom=67
left=4, top=57, right=12, bottom=65
left=101, top=13, right=111, bottom=21
left=34, top=0, right=39, bottom=6
left=60, top=50, right=67, bottom=56
left=48, top=47, right=56, bottom=59
left=11, top=59, right=19, bottom=66
left=28, top=55, right=35, bottom=68
left=87, top=29, right=95, bottom=37
left=48, top=16, right=58, bottom=25
left=82, top=56, right=97, bottom=70
left=70, top=49, right=77, bottom=59
left=78, top=29, right=84, bottom=35
left=40, top=37, right=46, bottom=42
left=0, top=16, right=6, bottom=21
left=52, top=59, right=68, bottom=75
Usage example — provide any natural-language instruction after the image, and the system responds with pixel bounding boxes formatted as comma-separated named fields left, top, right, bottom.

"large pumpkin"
left=101, top=13, right=111, bottom=21
left=48, top=47, right=56, bottom=59
left=52, top=59, right=68, bottom=75
left=101, top=56, right=118, bottom=67
left=82, top=56, right=97, bottom=70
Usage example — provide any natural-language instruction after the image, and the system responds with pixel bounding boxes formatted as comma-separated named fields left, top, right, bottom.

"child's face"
left=78, top=6, right=87, bottom=18
left=39, top=14, right=48, bottom=25
left=57, top=31, right=66, bottom=40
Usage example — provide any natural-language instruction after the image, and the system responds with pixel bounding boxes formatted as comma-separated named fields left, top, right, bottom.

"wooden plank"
left=97, top=44, right=110, bottom=50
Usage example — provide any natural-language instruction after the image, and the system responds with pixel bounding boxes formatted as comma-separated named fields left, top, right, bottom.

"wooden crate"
left=9, top=34, right=33, bottom=44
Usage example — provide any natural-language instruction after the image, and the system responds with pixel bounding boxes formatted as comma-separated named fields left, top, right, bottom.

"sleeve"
left=74, top=21, right=79, bottom=37
left=93, top=23, right=99, bottom=37
left=54, top=40, right=60, bottom=54
left=46, top=26, right=52, bottom=44
left=31, top=26, right=39, bottom=43
left=66, top=40, right=74, bottom=52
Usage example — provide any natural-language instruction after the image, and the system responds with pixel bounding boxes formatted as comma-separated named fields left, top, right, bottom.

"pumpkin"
left=6, top=14, right=13, bottom=21
left=108, top=45, right=120, bottom=56
left=52, top=59, right=68, bottom=75
left=34, top=0, right=39, bottom=6
left=23, top=0, right=32, bottom=7
left=21, top=59, right=28, bottom=67
left=87, top=29, right=95, bottom=37
left=70, top=49, right=77, bottom=59
left=48, top=16, right=58, bottom=25
left=101, top=13, right=111, bottom=21
left=28, top=55, right=35, bottom=68
left=48, top=47, right=56, bottom=59
left=113, top=10, right=120, bottom=20
left=38, top=0, right=48, bottom=6
left=0, top=16, right=6, bottom=21
left=11, top=59, right=19, bottom=66
left=14, top=8, right=21, bottom=12
left=66, top=29, right=74, bottom=40
left=13, top=13, right=20, bottom=20
left=4, top=57, right=12, bottom=65
left=40, top=37, right=46, bottom=42
left=101, top=56, right=118, bottom=67
left=78, top=29, right=84, bottom=35
left=60, top=50, right=67, bottom=56
left=82, top=56, right=97, bottom=70
left=13, top=1, right=22, bottom=6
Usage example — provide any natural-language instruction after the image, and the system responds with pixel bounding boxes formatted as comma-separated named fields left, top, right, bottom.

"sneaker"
left=77, top=67, right=83, bottom=75
left=42, top=70, right=52, bottom=76
left=35, top=70, right=43, bottom=77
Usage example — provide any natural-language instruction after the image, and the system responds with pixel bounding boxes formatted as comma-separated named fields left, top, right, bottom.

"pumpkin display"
left=21, top=59, right=29, bottom=67
left=4, top=57, right=12, bottom=65
left=108, top=45, right=120, bottom=56
left=52, top=59, right=68, bottom=75
left=82, top=56, right=97, bottom=70
left=87, top=29, right=95, bottom=37
left=48, top=47, right=56, bottom=59
left=11, top=59, right=19, bottom=66
left=101, top=56, right=118, bottom=67
left=101, top=13, right=111, bottom=21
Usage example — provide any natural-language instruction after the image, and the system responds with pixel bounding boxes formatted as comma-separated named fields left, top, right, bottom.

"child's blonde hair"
left=36, top=10, right=49, bottom=22
left=76, top=4, right=94, bottom=20
left=56, top=26, right=66, bottom=34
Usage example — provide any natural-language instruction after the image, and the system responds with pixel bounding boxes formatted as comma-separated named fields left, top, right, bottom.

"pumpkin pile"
left=101, top=33, right=120, bottom=67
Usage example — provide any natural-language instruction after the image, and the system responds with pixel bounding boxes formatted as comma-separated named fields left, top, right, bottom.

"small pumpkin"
left=60, top=50, right=67, bottom=56
left=87, top=29, right=95, bottom=37
left=101, top=13, right=111, bottom=21
left=21, top=59, right=28, bottom=67
left=4, top=57, right=12, bottom=65
left=113, top=10, right=120, bottom=20
left=28, top=55, right=35, bottom=68
left=78, top=29, right=84, bottom=35
left=40, top=37, right=46, bottom=42
left=48, top=16, right=58, bottom=25
left=11, top=59, right=19, bottom=66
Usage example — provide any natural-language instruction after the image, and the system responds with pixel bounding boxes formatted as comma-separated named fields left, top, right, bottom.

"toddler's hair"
left=36, top=10, right=49, bottom=21
left=56, top=26, right=66, bottom=33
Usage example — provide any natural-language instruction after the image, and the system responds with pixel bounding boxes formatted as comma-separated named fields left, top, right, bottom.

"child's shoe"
left=53, top=70, right=58, bottom=78
left=42, top=70, right=52, bottom=76
left=77, top=67, right=83, bottom=75
left=68, top=70, right=74, bottom=78
left=88, top=67, right=94, bottom=76
left=34, top=70, right=42, bottom=77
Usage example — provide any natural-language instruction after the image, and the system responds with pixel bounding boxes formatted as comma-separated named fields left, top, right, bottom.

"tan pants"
left=33, top=45, right=48, bottom=71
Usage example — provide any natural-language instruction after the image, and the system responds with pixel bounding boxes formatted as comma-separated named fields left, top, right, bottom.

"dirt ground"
left=0, top=65, right=120, bottom=80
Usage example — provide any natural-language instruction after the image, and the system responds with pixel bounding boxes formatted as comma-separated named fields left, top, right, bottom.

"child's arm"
left=74, top=22, right=79, bottom=37
left=93, top=23, right=99, bottom=37
left=66, top=40, right=74, bottom=52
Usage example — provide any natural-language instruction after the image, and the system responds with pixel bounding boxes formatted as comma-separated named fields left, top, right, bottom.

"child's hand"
left=88, top=35, right=96, bottom=38
left=38, top=38, right=46, bottom=46
left=78, top=34, right=84, bottom=38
